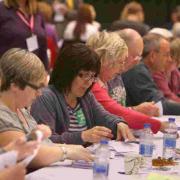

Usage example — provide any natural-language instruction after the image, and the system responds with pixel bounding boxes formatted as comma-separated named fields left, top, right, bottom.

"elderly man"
left=122, top=32, right=180, bottom=115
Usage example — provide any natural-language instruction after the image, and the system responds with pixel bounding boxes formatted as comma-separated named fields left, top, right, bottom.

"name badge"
left=26, top=35, right=38, bottom=52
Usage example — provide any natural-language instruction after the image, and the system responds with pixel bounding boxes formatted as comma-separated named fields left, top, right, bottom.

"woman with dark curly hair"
left=31, top=43, right=135, bottom=145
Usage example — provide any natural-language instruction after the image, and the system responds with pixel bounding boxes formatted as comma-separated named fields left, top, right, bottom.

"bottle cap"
left=95, top=166, right=106, bottom=173
left=100, top=139, right=108, bottom=145
left=144, top=123, right=151, bottom=128
left=168, top=118, right=175, bottom=123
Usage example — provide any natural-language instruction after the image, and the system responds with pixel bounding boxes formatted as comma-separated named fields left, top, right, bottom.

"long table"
left=26, top=116, right=180, bottom=180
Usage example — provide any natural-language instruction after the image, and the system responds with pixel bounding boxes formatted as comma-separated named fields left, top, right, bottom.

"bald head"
left=116, top=28, right=143, bottom=47
left=115, top=28, right=144, bottom=72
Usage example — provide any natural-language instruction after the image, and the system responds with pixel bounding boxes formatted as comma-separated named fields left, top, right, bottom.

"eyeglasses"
left=154, top=50, right=171, bottom=58
left=78, top=72, right=98, bottom=82
left=134, top=55, right=142, bottom=61
left=25, top=81, right=45, bottom=91
left=126, top=55, right=142, bottom=63
left=128, top=55, right=142, bottom=61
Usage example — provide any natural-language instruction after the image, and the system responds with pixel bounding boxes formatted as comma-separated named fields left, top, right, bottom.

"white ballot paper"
left=0, top=151, right=18, bottom=170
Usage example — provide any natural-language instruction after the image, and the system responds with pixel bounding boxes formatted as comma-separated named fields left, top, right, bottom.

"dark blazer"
left=122, top=62, right=180, bottom=115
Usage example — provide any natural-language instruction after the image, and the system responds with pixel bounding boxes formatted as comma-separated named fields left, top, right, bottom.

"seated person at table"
left=86, top=31, right=167, bottom=134
left=152, top=38, right=180, bottom=102
left=0, top=137, right=38, bottom=180
left=122, top=33, right=180, bottom=115
left=0, top=48, right=93, bottom=170
left=109, top=29, right=159, bottom=117
left=0, top=163, right=25, bottom=180
left=31, top=43, right=135, bottom=144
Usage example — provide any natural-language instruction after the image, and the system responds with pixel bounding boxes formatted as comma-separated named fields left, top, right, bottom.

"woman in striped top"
left=31, top=43, right=135, bottom=145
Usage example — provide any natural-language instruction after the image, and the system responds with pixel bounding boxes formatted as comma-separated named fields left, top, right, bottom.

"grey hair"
left=142, top=33, right=163, bottom=58
left=86, top=31, right=128, bottom=66
left=0, top=48, right=46, bottom=91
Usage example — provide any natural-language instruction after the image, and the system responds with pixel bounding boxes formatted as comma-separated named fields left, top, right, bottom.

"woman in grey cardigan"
left=31, top=43, right=135, bottom=145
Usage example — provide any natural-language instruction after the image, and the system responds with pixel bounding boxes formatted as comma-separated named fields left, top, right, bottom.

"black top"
left=122, top=62, right=163, bottom=106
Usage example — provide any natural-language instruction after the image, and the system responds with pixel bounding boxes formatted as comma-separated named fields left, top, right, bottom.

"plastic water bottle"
left=139, top=123, right=153, bottom=169
left=93, top=139, right=110, bottom=180
left=163, top=118, right=177, bottom=159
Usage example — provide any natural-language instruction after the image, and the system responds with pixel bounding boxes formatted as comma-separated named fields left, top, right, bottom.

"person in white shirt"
left=64, top=3, right=99, bottom=42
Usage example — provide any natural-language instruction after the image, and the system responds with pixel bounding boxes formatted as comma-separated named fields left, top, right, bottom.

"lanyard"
left=16, top=10, right=34, bottom=33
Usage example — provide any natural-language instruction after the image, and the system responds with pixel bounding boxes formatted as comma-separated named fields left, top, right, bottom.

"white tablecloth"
left=26, top=116, right=180, bottom=180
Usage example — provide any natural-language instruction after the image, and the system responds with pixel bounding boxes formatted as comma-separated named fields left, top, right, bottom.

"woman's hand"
left=160, top=121, right=169, bottom=133
left=81, top=126, right=113, bottom=143
left=160, top=121, right=179, bottom=138
left=64, top=145, right=94, bottom=162
left=35, top=124, right=52, bottom=139
left=132, top=101, right=159, bottom=117
left=0, top=163, right=26, bottom=180
left=4, top=138, right=39, bottom=161
left=116, top=122, right=135, bottom=141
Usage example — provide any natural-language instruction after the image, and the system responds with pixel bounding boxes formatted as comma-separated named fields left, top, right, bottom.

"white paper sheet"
left=109, top=141, right=139, bottom=153
left=0, top=151, right=18, bottom=170
left=154, top=101, right=163, bottom=116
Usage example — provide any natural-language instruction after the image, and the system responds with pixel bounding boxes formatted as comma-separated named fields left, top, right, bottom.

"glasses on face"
left=134, top=55, right=142, bottom=61
left=155, top=50, right=171, bottom=58
left=25, top=81, right=45, bottom=91
left=128, top=55, right=142, bottom=61
left=112, top=59, right=125, bottom=71
left=78, top=72, right=98, bottom=82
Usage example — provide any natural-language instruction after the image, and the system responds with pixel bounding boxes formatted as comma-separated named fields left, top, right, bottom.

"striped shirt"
left=67, top=103, right=87, bottom=132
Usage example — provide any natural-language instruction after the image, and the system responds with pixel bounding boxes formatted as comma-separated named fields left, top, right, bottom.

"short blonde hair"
left=170, top=38, right=180, bottom=66
left=0, top=48, right=46, bottom=91
left=4, top=0, right=37, bottom=15
left=86, top=31, right=128, bottom=66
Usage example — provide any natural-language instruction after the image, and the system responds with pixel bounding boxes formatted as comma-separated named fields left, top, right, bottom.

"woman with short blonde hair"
left=88, top=31, right=128, bottom=64
left=87, top=31, right=128, bottom=81
left=87, top=31, right=166, bottom=134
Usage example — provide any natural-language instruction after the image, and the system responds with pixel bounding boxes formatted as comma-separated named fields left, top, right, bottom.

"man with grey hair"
left=122, top=31, right=180, bottom=115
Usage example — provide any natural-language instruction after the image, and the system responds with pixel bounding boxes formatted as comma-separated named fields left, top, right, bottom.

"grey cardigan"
left=31, top=85, right=126, bottom=145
